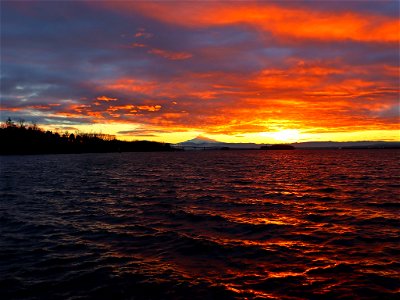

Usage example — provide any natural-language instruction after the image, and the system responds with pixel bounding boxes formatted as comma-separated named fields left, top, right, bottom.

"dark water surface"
left=1, top=150, right=399, bottom=299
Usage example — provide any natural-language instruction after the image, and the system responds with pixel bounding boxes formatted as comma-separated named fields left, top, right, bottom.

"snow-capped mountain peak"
left=179, top=136, right=223, bottom=145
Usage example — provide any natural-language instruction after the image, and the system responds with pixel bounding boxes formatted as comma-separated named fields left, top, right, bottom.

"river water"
left=1, top=150, right=399, bottom=299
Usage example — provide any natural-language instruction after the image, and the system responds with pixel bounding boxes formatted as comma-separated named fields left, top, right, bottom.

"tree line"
left=0, top=118, right=173, bottom=155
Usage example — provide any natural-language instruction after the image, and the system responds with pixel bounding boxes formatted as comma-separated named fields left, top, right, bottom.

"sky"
left=1, top=0, right=399, bottom=143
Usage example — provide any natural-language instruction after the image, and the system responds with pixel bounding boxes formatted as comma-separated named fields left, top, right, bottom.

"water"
left=1, top=150, right=399, bottom=299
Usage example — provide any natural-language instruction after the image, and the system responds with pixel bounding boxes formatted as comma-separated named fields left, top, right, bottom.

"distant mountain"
left=176, top=136, right=263, bottom=149
left=181, top=136, right=222, bottom=145
left=176, top=136, right=226, bottom=149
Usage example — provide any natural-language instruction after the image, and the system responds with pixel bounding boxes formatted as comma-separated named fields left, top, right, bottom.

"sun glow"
left=271, top=129, right=300, bottom=143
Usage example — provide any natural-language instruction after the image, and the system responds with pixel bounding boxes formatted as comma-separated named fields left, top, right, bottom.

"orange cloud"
left=54, top=111, right=88, bottom=118
left=87, top=111, right=104, bottom=119
left=137, top=105, right=162, bottom=112
left=96, top=95, right=118, bottom=101
left=106, top=104, right=161, bottom=114
left=7, top=65, right=393, bottom=137
left=128, top=41, right=192, bottom=60
left=102, top=78, right=156, bottom=94
left=71, top=104, right=91, bottom=113
left=0, top=107, right=23, bottom=112
left=102, top=2, right=399, bottom=43
left=89, top=56, right=398, bottom=133
left=107, top=105, right=135, bottom=112
left=131, top=42, right=146, bottom=48
left=134, top=28, right=153, bottom=39
left=147, top=48, right=192, bottom=60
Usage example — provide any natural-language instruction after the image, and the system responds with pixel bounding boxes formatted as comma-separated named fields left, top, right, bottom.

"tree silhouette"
left=0, top=118, right=173, bottom=155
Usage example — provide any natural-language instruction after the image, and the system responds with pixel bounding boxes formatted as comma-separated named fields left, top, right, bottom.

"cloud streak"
left=105, top=1, right=399, bottom=42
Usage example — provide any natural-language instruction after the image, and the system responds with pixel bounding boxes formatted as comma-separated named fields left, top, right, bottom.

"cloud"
left=147, top=48, right=192, bottom=60
left=129, top=41, right=192, bottom=61
left=117, top=128, right=180, bottom=135
left=102, top=1, right=399, bottom=43
left=1, top=0, right=398, bottom=141
left=131, top=42, right=146, bottom=48
left=134, top=28, right=154, bottom=39
left=96, top=96, right=118, bottom=102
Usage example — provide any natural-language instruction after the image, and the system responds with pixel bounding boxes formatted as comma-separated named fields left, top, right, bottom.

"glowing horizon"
left=1, top=1, right=399, bottom=143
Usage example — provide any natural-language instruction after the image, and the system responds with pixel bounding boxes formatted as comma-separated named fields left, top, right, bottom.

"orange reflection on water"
left=224, top=284, right=280, bottom=299
left=226, top=214, right=303, bottom=226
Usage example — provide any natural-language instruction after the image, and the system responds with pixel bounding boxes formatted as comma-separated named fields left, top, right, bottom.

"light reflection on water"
left=1, top=149, right=399, bottom=299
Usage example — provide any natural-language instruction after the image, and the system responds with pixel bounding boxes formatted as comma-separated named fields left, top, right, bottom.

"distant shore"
left=1, top=119, right=399, bottom=155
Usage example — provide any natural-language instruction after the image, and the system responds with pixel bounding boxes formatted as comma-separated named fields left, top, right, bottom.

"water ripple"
left=1, top=150, right=399, bottom=299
